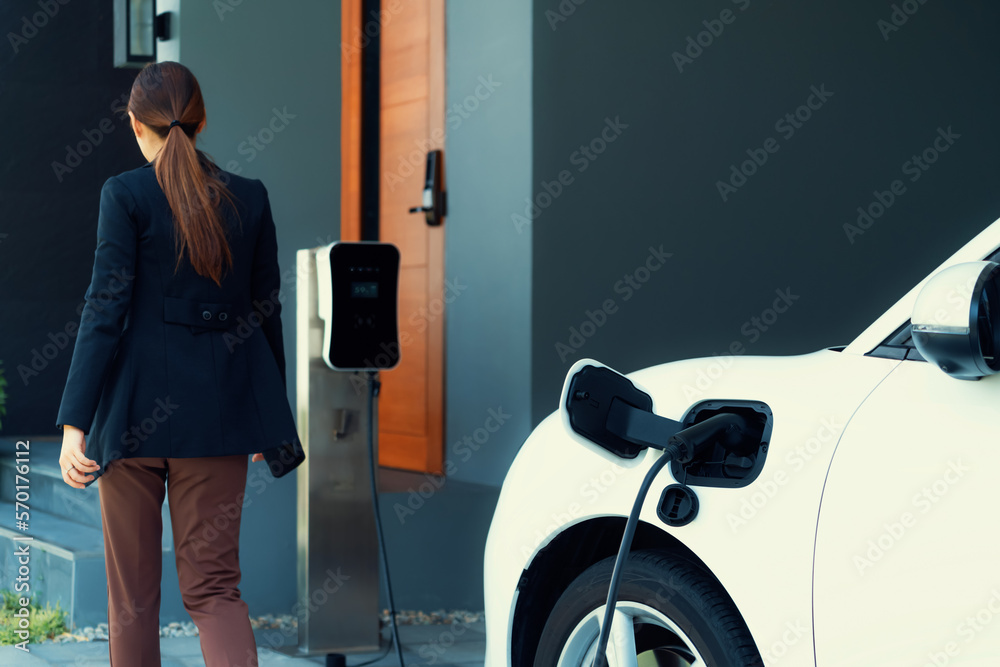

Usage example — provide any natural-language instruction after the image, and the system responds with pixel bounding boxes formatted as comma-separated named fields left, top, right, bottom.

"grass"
left=0, top=589, right=68, bottom=645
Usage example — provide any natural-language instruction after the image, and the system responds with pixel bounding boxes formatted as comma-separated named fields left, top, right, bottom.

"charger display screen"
left=326, top=242, right=400, bottom=370
left=351, top=282, right=379, bottom=299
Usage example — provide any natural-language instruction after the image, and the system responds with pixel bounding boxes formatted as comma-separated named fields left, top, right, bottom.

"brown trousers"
left=98, top=454, right=258, bottom=667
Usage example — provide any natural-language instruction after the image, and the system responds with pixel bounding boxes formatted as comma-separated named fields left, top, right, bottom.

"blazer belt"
left=163, top=296, right=253, bottom=332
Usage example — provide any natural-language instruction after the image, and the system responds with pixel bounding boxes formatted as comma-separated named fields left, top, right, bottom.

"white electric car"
left=484, top=219, right=1000, bottom=666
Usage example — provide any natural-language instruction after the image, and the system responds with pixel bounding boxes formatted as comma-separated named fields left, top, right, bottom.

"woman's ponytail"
left=127, top=62, right=236, bottom=287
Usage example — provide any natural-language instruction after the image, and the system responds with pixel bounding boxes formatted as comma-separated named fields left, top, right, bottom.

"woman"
left=55, top=61, right=301, bottom=667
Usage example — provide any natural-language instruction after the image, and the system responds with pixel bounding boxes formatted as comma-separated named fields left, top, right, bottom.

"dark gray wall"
left=531, top=0, right=1000, bottom=423
left=0, top=1, right=139, bottom=436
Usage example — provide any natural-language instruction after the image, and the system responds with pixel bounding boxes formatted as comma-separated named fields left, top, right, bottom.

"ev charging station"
left=278, top=242, right=401, bottom=665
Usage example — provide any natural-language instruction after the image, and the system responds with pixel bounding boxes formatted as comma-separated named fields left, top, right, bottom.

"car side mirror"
left=911, top=260, right=1000, bottom=380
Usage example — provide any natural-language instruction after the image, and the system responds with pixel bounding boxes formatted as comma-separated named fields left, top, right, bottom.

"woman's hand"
left=59, top=425, right=100, bottom=489
left=251, top=452, right=264, bottom=463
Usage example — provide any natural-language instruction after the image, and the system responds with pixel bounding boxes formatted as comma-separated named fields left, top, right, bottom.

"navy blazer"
left=56, top=160, right=301, bottom=486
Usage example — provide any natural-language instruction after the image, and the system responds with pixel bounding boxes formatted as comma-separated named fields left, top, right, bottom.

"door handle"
left=408, top=149, right=446, bottom=226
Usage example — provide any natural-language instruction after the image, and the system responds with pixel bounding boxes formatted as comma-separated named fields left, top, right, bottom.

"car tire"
left=532, top=549, right=763, bottom=667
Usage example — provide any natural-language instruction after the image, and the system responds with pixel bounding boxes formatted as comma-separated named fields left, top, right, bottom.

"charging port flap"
left=564, top=364, right=657, bottom=459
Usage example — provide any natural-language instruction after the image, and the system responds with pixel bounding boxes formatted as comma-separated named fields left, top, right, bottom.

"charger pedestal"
left=275, top=247, right=382, bottom=659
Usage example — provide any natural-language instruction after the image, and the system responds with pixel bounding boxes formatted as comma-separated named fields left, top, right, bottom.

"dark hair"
left=127, top=61, right=237, bottom=287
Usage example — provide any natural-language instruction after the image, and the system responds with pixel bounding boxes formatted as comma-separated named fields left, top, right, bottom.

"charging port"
left=670, top=401, right=773, bottom=488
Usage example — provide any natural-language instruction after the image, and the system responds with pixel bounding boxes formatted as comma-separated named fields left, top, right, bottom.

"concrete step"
left=0, top=500, right=107, bottom=630
left=0, top=439, right=102, bottom=529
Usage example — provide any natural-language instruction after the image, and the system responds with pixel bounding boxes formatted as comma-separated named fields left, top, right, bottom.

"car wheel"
left=533, top=550, right=763, bottom=667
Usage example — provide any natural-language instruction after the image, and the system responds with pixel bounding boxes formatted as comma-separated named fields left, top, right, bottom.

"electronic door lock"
left=408, top=149, right=446, bottom=226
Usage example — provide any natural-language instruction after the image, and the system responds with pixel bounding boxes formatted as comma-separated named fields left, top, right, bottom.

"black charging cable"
left=591, top=413, right=746, bottom=667
left=361, top=370, right=407, bottom=667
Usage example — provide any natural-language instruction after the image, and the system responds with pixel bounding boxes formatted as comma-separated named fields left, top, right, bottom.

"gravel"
left=40, top=610, right=486, bottom=644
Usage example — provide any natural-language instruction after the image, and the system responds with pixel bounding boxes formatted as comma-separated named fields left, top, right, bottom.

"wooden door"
left=341, top=0, right=446, bottom=474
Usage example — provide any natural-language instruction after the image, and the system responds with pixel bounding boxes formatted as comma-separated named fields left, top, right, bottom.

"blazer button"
left=219, top=312, right=228, bottom=322
left=202, top=310, right=212, bottom=320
